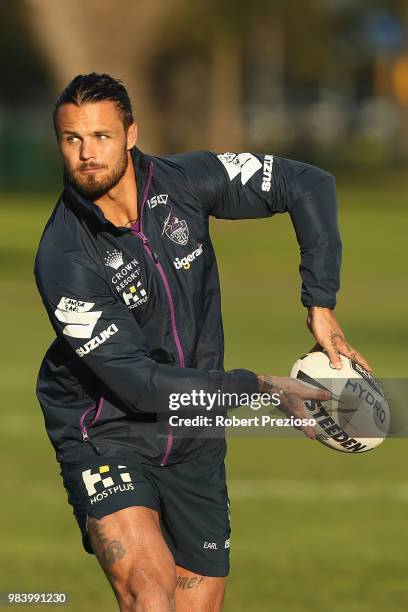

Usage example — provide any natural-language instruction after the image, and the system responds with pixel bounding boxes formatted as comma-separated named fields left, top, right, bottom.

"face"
left=56, top=100, right=137, bottom=200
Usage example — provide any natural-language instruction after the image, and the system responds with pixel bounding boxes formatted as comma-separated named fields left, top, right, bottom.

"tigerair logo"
left=75, top=323, right=118, bottom=357
left=173, top=243, right=203, bottom=270
left=81, top=465, right=134, bottom=505
left=104, top=250, right=124, bottom=270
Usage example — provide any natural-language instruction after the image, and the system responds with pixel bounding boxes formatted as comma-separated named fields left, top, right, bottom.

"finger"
left=302, top=424, right=316, bottom=440
left=295, top=403, right=317, bottom=439
left=337, top=342, right=373, bottom=373
left=355, top=354, right=372, bottom=373
left=323, top=337, right=343, bottom=370
left=286, top=402, right=316, bottom=439
left=298, top=385, right=331, bottom=402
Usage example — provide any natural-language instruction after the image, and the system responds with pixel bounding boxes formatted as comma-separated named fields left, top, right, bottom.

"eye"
left=66, top=135, right=80, bottom=143
left=95, top=134, right=109, bottom=140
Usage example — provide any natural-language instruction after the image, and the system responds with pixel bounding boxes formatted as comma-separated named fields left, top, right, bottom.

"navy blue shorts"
left=60, top=450, right=231, bottom=577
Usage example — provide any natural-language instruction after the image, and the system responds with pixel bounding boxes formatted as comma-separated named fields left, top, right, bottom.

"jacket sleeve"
left=183, top=150, right=342, bottom=309
left=35, top=252, right=259, bottom=415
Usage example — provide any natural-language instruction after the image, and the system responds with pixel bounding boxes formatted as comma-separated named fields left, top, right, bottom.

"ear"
left=127, top=123, right=138, bottom=150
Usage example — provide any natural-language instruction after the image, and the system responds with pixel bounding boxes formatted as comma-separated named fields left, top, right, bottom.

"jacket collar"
left=62, top=146, right=150, bottom=229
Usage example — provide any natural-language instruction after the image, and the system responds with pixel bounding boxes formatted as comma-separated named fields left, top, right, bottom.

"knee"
left=114, top=566, right=177, bottom=611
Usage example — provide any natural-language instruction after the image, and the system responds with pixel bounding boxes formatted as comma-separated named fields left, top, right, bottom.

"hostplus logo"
left=81, top=465, right=134, bottom=505
left=122, top=281, right=148, bottom=309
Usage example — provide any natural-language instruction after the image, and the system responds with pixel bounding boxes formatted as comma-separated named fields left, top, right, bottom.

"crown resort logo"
left=104, top=250, right=124, bottom=270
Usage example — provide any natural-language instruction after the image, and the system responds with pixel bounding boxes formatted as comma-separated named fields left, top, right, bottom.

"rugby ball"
left=290, top=351, right=389, bottom=453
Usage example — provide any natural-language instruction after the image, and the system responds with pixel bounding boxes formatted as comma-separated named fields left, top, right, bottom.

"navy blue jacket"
left=35, top=148, right=342, bottom=466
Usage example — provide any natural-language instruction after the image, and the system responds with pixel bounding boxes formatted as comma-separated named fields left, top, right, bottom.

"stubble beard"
left=67, top=147, right=129, bottom=200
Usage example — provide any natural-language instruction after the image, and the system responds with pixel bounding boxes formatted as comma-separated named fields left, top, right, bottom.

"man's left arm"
left=185, top=150, right=371, bottom=372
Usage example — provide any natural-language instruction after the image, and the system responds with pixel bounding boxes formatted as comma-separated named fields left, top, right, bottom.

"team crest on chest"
left=162, top=210, right=189, bottom=246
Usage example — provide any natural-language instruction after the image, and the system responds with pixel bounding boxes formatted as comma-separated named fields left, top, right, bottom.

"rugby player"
left=35, top=73, right=371, bottom=611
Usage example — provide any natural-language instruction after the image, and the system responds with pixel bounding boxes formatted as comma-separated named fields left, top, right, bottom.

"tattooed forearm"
left=257, top=375, right=281, bottom=394
left=87, top=517, right=126, bottom=569
left=176, top=576, right=204, bottom=590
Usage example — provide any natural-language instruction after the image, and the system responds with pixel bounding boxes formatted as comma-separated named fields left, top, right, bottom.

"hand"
left=258, top=375, right=331, bottom=439
left=306, top=306, right=372, bottom=372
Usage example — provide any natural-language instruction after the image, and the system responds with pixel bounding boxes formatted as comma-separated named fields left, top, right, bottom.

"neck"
left=94, top=152, right=138, bottom=227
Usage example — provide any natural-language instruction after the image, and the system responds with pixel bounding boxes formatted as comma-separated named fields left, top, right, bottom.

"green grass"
left=0, top=180, right=407, bottom=611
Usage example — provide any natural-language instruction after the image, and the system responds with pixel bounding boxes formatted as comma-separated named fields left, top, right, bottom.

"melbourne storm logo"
left=162, top=207, right=189, bottom=246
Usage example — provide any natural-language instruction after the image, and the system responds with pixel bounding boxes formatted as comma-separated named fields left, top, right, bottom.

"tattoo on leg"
left=87, top=517, right=126, bottom=571
left=176, top=576, right=204, bottom=590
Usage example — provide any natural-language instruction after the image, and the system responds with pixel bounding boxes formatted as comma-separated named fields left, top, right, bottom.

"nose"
left=79, top=139, right=95, bottom=161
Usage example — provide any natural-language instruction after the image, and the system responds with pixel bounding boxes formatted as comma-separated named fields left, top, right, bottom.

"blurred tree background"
left=1, top=0, right=408, bottom=190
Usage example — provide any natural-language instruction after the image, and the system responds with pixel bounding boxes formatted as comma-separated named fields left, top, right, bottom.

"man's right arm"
left=35, top=253, right=259, bottom=414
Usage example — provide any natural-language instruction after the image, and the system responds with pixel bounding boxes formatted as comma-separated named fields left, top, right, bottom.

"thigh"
left=175, top=565, right=226, bottom=612
left=61, top=459, right=161, bottom=554
left=87, top=507, right=176, bottom=590
left=152, top=453, right=231, bottom=579
left=61, top=460, right=177, bottom=607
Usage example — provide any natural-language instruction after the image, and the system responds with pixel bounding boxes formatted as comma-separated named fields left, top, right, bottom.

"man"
left=35, top=73, right=370, bottom=611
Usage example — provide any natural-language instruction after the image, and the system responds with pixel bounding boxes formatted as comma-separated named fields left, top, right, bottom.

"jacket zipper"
left=79, top=396, right=104, bottom=454
left=131, top=161, right=185, bottom=465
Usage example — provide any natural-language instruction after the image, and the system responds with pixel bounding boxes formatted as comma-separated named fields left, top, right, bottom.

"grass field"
left=0, top=176, right=407, bottom=611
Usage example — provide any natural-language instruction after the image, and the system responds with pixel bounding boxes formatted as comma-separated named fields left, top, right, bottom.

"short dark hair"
left=53, top=72, right=134, bottom=134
